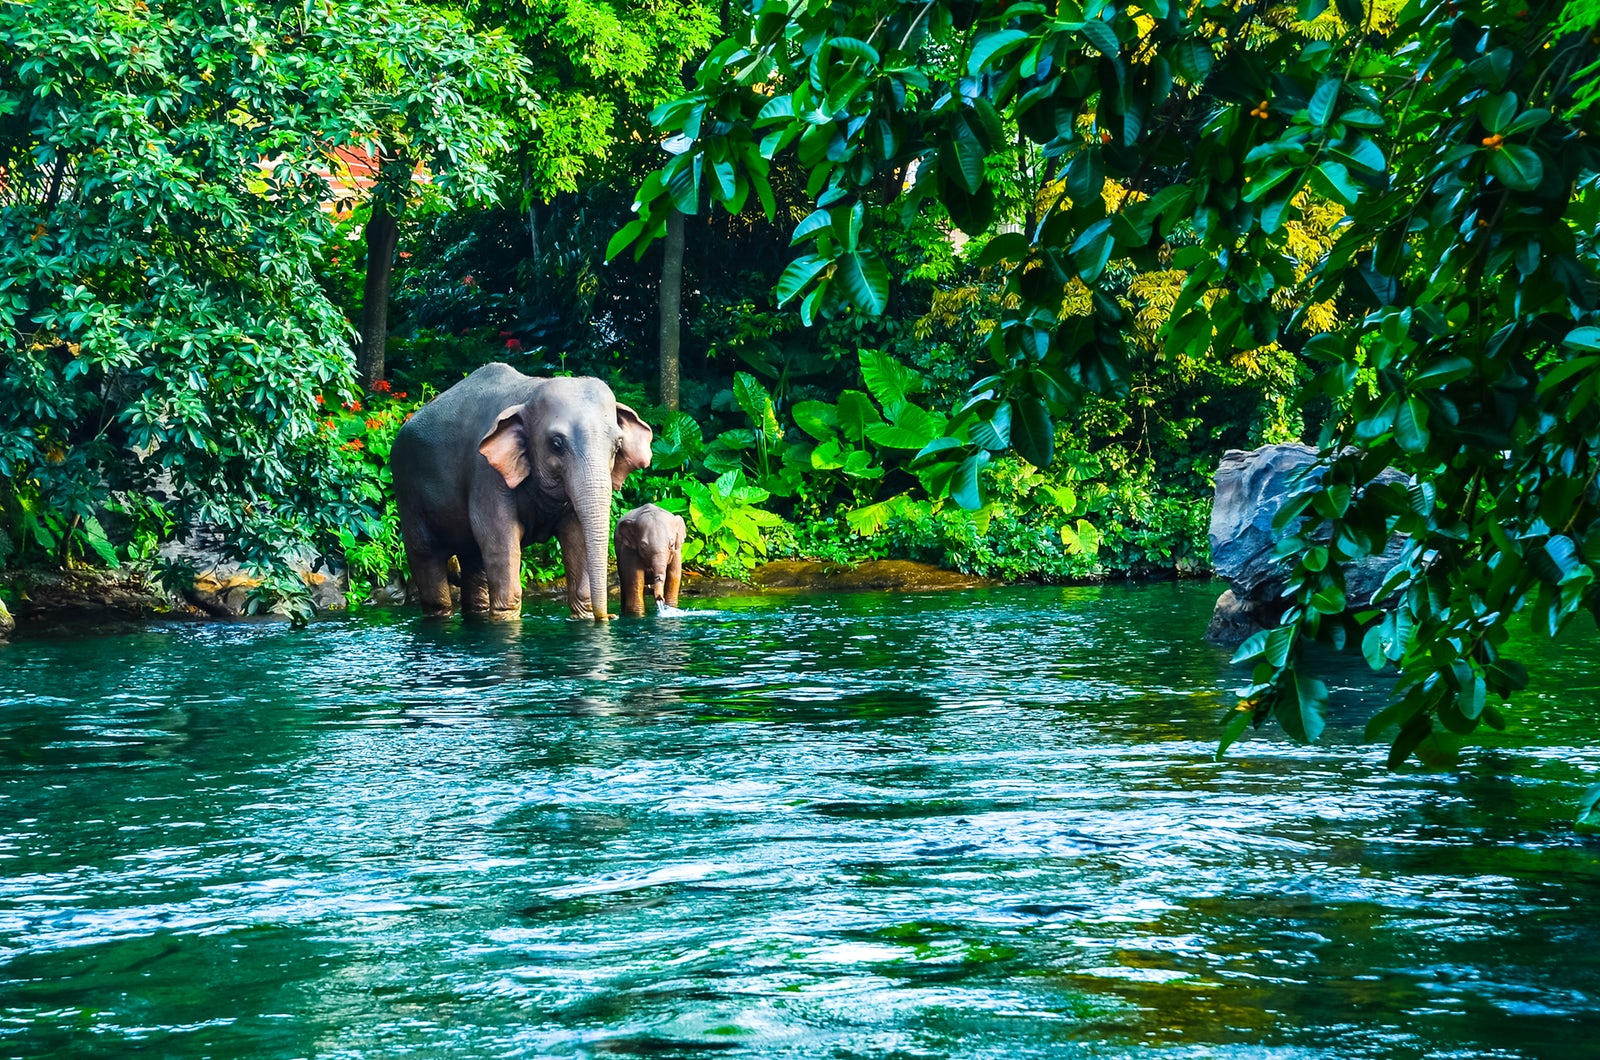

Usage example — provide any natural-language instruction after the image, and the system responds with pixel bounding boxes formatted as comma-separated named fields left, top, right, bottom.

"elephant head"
left=477, top=376, right=652, bottom=620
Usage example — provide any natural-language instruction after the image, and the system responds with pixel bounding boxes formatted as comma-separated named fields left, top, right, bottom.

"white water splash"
left=656, top=603, right=715, bottom=618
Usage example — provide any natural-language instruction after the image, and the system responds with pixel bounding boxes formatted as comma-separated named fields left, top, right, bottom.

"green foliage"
left=0, top=0, right=524, bottom=593
left=627, top=347, right=1212, bottom=584
left=320, top=384, right=421, bottom=605
left=681, top=469, right=787, bottom=574
left=485, top=0, right=721, bottom=199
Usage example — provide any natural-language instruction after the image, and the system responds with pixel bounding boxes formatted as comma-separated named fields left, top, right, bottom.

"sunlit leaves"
left=610, top=0, right=1600, bottom=772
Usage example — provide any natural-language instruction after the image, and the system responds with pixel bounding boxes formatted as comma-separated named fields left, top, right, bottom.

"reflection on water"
left=2, top=583, right=1599, bottom=1058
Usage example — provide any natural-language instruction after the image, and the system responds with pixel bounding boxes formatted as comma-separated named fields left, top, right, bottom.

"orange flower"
left=315, top=394, right=325, bottom=405
left=342, top=438, right=365, bottom=450
left=343, top=400, right=363, bottom=412
left=365, top=417, right=383, bottom=430
left=373, top=379, right=392, bottom=393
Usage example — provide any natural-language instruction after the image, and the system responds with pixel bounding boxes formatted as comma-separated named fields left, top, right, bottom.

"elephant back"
left=392, top=363, right=546, bottom=482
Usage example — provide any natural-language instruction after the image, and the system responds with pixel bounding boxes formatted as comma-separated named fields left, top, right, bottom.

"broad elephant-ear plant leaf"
left=614, top=0, right=1600, bottom=768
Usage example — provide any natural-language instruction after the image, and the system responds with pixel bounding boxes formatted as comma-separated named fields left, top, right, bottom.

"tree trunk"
left=358, top=200, right=400, bottom=388
left=658, top=206, right=684, bottom=411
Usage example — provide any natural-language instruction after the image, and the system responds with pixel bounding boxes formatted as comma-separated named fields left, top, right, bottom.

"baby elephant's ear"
left=480, top=405, right=532, bottom=489
left=613, top=403, right=653, bottom=489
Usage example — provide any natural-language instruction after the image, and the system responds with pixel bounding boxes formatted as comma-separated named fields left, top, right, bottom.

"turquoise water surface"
left=2, top=582, right=1597, bottom=1058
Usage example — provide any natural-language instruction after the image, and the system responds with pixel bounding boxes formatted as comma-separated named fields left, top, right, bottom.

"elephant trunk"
left=574, top=474, right=612, bottom=622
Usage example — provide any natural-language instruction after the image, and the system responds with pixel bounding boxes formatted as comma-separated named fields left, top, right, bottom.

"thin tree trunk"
left=42, top=154, right=69, bottom=211
left=358, top=199, right=400, bottom=388
left=527, top=201, right=540, bottom=260
left=658, top=206, right=684, bottom=411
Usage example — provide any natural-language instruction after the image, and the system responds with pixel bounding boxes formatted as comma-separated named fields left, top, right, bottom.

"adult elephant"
left=390, top=364, right=652, bottom=620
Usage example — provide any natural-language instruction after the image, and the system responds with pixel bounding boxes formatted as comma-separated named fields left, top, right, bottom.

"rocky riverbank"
left=0, top=557, right=1010, bottom=641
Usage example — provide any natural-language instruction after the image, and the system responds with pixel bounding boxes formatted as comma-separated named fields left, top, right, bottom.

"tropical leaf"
left=859, top=350, right=924, bottom=408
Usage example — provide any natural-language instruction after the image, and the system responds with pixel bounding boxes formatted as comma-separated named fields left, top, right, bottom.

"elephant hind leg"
left=400, top=514, right=453, bottom=618
left=410, top=550, right=454, bottom=619
left=459, top=550, right=490, bottom=615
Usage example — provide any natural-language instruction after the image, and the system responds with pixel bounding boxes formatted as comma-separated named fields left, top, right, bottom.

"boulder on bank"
left=0, top=567, right=169, bottom=636
left=159, top=525, right=346, bottom=617
left=1206, top=443, right=1405, bottom=646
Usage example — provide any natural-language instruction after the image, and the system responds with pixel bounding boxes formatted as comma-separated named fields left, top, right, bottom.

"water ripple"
left=1, top=583, right=1597, bottom=1058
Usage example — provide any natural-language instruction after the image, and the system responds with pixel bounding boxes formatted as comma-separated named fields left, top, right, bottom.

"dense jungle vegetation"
left=4, top=0, right=1600, bottom=760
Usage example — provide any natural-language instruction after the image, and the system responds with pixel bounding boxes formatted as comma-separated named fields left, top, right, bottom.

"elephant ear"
left=479, top=404, right=532, bottom=489
left=613, top=402, right=653, bottom=489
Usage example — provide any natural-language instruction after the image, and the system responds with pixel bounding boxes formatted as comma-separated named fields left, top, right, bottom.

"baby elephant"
left=615, top=503, right=686, bottom=616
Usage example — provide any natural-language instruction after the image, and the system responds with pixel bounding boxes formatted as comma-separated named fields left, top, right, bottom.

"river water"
left=1, top=582, right=1597, bottom=1058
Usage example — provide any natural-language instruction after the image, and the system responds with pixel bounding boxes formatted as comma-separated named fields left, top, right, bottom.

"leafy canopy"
left=0, top=0, right=526, bottom=578
left=617, top=0, right=1600, bottom=765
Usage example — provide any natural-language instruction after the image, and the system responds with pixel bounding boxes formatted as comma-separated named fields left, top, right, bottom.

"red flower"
left=395, top=391, right=408, bottom=399
left=372, top=379, right=392, bottom=393
left=343, top=400, right=363, bottom=412
left=462, top=274, right=476, bottom=287
left=498, top=330, right=514, bottom=338
left=505, top=338, right=522, bottom=352
left=314, top=394, right=325, bottom=405
left=398, top=250, right=412, bottom=259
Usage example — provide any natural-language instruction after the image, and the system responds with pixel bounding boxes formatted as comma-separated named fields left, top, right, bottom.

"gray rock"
left=159, top=526, right=348, bottom=618
left=1204, top=588, right=1274, bottom=646
left=1209, top=443, right=1321, bottom=595
left=1206, top=444, right=1407, bottom=646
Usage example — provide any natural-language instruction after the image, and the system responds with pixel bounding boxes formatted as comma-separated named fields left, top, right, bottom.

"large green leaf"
left=732, top=372, right=782, bottom=440
left=775, top=254, right=831, bottom=306
left=1275, top=670, right=1328, bottom=743
left=968, top=29, right=1030, bottom=75
left=950, top=450, right=991, bottom=510
left=835, top=390, right=883, bottom=442
left=791, top=399, right=840, bottom=442
left=859, top=350, right=924, bottom=408
left=1394, top=396, right=1430, bottom=453
left=1011, top=395, right=1054, bottom=468
left=1079, top=18, right=1119, bottom=57
left=837, top=251, right=889, bottom=315
left=1487, top=144, right=1543, bottom=191
left=865, top=404, right=945, bottom=449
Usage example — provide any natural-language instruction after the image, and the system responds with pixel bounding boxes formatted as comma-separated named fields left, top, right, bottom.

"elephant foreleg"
left=555, top=517, right=596, bottom=620
left=663, top=552, right=682, bottom=608
left=618, top=550, right=646, bottom=617
left=478, top=533, right=524, bottom=621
